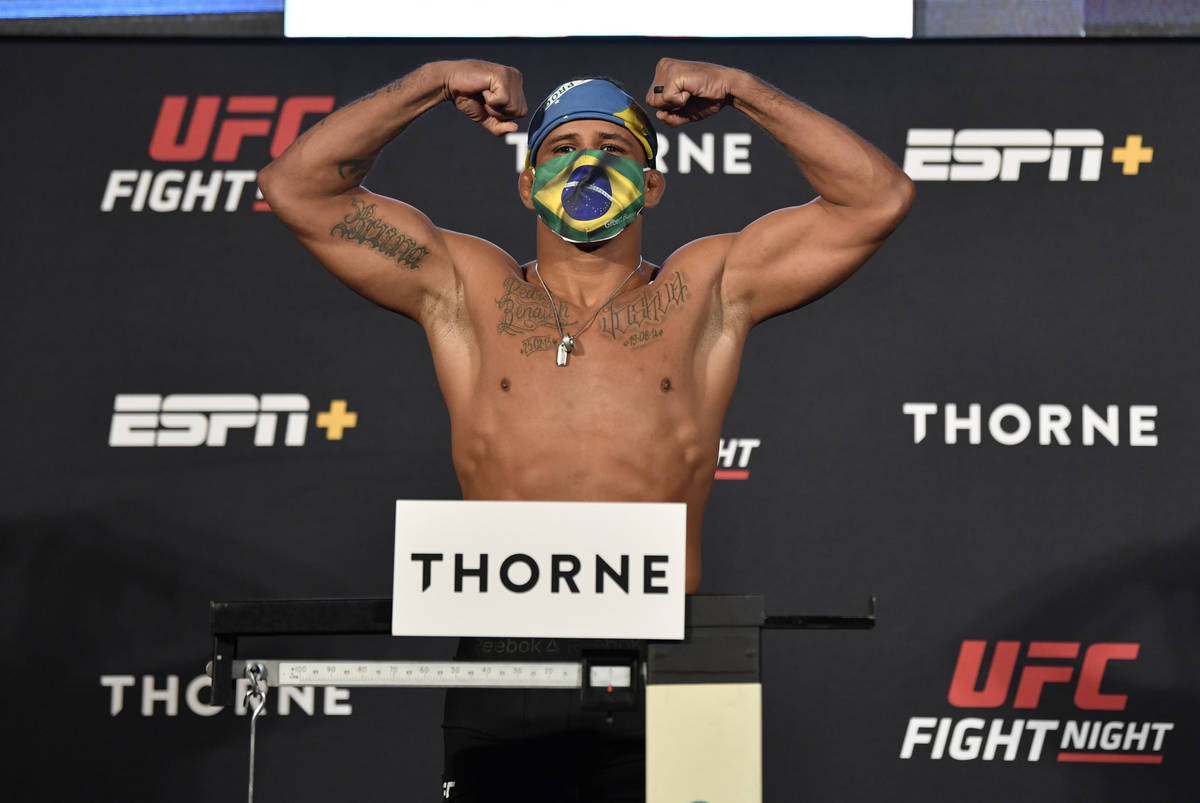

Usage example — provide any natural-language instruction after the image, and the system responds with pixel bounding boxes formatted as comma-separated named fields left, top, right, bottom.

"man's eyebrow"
left=544, top=130, right=634, bottom=146
left=545, top=132, right=581, bottom=146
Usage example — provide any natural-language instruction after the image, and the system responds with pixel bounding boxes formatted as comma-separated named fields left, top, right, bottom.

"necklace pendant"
left=556, top=334, right=573, bottom=367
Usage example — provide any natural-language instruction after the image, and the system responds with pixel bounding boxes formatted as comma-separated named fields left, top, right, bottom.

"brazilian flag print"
left=532, top=150, right=645, bottom=243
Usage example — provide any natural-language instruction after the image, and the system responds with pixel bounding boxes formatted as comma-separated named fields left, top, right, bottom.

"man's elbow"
left=256, top=160, right=306, bottom=219
left=876, top=172, right=915, bottom=233
left=890, top=172, right=916, bottom=221
left=256, top=160, right=283, bottom=207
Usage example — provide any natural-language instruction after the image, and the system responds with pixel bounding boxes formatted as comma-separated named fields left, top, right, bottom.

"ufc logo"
left=948, top=640, right=1139, bottom=711
left=149, top=95, right=335, bottom=162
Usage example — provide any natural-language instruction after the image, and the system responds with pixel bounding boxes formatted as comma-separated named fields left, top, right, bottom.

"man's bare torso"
left=425, top=249, right=746, bottom=593
left=256, top=58, right=913, bottom=595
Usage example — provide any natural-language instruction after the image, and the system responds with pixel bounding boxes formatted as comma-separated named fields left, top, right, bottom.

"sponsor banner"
left=391, top=500, right=686, bottom=639
left=3, top=37, right=1197, bottom=803
left=900, top=640, right=1175, bottom=765
left=108, top=394, right=358, bottom=446
left=903, top=129, right=1155, bottom=182
left=902, top=403, right=1158, bottom=446
left=101, top=94, right=334, bottom=213
left=101, top=673, right=354, bottom=718
left=504, top=131, right=756, bottom=175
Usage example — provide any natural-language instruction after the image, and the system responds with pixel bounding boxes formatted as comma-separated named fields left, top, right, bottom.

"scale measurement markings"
left=275, top=660, right=583, bottom=688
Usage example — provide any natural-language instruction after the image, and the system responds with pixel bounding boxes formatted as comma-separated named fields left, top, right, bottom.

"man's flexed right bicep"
left=267, top=185, right=458, bottom=320
left=257, top=59, right=526, bottom=322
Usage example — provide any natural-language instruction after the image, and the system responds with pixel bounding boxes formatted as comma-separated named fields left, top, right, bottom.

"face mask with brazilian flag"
left=531, top=149, right=646, bottom=243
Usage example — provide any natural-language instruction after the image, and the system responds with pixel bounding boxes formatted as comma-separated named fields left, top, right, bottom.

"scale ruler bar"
left=234, top=660, right=583, bottom=689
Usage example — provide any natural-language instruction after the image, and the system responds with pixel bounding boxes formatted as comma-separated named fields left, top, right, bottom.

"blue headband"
left=525, top=79, right=658, bottom=169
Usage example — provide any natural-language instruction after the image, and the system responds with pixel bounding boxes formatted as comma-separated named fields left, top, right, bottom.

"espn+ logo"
left=900, top=640, right=1174, bottom=764
left=100, top=95, right=333, bottom=213
left=108, top=394, right=358, bottom=447
left=904, top=129, right=1154, bottom=182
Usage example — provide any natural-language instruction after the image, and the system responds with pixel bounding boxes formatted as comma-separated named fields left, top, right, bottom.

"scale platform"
left=208, top=594, right=875, bottom=803
left=208, top=594, right=873, bottom=704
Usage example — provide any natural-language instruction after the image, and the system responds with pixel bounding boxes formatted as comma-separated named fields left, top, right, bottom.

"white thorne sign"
left=392, top=500, right=686, bottom=640
left=286, top=0, right=913, bottom=38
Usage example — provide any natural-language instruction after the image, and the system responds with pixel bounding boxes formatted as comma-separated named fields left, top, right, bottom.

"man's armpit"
left=330, top=198, right=430, bottom=270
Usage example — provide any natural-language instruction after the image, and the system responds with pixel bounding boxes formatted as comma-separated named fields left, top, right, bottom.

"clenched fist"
left=645, top=57, right=740, bottom=128
left=442, top=60, right=528, bottom=136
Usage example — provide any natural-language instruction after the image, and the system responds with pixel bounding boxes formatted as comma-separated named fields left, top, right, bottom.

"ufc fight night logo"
left=100, top=95, right=334, bottom=213
left=899, top=640, right=1174, bottom=764
left=903, top=129, right=1154, bottom=182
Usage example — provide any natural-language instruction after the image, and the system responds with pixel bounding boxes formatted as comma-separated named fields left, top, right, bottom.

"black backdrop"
left=2, top=37, right=1196, bottom=802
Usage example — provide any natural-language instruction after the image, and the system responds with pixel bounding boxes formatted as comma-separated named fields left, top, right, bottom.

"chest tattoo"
left=495, top=277, right=578, bottom=339
left=598, top=271, right=691, bottom=349
left=519, top=335, right=560, bottom=355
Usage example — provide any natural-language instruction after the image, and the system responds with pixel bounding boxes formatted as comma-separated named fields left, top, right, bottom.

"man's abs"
left=427, top=263, right=745, bottom=592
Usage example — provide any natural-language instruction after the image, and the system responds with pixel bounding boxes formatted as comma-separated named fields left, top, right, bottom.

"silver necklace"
left=532, top=256, right=644, bottom=366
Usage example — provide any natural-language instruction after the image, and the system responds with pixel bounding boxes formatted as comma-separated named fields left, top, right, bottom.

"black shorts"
left=441, top=637, right=644, bottom=803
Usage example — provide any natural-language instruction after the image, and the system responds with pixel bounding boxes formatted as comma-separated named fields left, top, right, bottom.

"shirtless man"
left=258, top=57, right=912, bottom=800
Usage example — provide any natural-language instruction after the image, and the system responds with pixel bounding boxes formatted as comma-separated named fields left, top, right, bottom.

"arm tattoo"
left=337, top=158, right=373, bottom=180
left=598, top=271, right=691, bottom=349
left=330, top=200, right=430, bottom=270
left=341, top=77, right=406, bottom=110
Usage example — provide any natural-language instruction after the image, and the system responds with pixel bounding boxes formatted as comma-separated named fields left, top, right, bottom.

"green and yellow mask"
left=531, top=150, right=647, bottom=244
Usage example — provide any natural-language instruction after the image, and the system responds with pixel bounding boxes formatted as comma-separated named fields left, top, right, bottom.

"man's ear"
left=643, top=169, right=666, bottom=209
left=518, top=167, right=535, bottom=210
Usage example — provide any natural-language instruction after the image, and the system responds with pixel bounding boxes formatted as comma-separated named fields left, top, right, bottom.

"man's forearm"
left=726, top=71, right=912, bottom=211
left=258, top=61, right=450, bottom=201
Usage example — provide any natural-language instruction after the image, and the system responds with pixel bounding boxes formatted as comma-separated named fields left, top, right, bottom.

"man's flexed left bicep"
left=722, top=191, right=911, bottom=324
left=643, top=58, right=914, bottom=325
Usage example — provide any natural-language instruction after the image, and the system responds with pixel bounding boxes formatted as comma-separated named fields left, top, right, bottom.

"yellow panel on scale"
left=646, top=682, right=763, bottom=803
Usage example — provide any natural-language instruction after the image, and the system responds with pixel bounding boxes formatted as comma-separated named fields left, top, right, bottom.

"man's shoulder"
left=443, top=230, right=520, bottom=277
left=661, top=233, right=736, bottom=278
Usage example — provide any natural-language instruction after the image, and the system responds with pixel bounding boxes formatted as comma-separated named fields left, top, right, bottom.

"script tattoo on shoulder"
left=495, top=278, right=577, bottom=343
left=330, top=200, right=429, bottom=270
left=599, top=271, right=690, bottom=349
